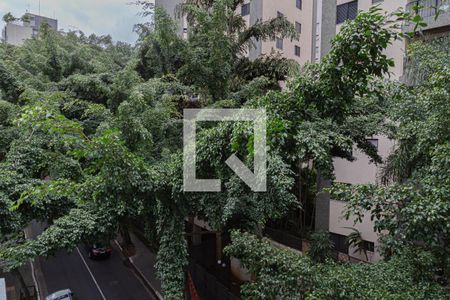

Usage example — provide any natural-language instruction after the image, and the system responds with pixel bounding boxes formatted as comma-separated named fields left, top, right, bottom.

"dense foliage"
left=0, top=2, right=448, bottom=299
left=225, top=231, right=449, bottom=300
left=330, top=36, right=450, bottom=282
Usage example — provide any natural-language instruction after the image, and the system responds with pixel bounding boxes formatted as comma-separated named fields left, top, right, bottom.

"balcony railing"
left=406, top=0, right=450, bottom=18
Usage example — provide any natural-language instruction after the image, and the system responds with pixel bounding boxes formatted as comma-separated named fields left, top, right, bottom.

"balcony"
left=404, top=0, right=450, bottom=33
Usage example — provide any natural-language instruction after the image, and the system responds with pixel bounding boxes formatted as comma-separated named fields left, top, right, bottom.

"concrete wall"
left=2, top=23, right=33, bottom=46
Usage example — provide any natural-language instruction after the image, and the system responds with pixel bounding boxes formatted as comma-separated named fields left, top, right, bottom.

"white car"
left=45, top=289, right=74, bottom=300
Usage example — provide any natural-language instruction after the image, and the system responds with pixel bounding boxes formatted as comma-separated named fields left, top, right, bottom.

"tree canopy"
left=0, top=2, right=448, bottom=299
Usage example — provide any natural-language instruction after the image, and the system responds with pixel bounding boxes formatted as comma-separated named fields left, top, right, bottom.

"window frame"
left=336, top=0, right=358, bottom=24
left=367, top=138, right=379, bottom=150
left=241, top=3, right=250, bottom=16
left=276, top=37, right=284, bottom=50
left=295, top=45, right=301, bottom=57
left=330, top=232, right=349, bottom=254
left=363, top=240, right=375, bottom=252
left=295, top=21, right=302, bottom=34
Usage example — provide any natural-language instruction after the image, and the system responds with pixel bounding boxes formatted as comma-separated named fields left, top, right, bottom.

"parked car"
left=45, top=289, right=74, bottom=300
left=85, top=242, right=112, bottom=259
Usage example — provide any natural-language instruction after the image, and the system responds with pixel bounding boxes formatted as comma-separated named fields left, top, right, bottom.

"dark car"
left=85, top=242, right=112, bottom=259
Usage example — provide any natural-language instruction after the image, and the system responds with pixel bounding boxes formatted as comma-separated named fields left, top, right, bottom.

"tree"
left=329, top=37, right=450, bottom=283
left=2, top=13, right=16, bottom=24
left=345, top=227, right=369, bottom=261
left=0, top=61, right=25, bottom=102
left=135, top=7, right=187, bottom=80
left=0, top=4, right=443, bottom=300
left=178, top=0, right=298, bottom=100
left=224, top=231, right=449, bottom=300
left=0, top=100, right=19, bottom=159
left=20, top=14, right=31, bottom=24
left=41, top=24, right=63, bottom=82
left=147, top=7, right=413, bottom=298
left=308, top=231, right=333, bottom=263
left=134, top=0, right=298, bottom=100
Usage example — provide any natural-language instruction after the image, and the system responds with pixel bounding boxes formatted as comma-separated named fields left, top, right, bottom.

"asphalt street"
left=27, top=222, right=157, bottom=300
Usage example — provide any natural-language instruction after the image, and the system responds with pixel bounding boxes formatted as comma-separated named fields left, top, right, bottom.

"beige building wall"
left=259, top=0, right=316, bottom=64
left=329, top=199, right=382, bottom=262
left=336, top=0, right=407, bottom=79
left=331, top=134, right=394, bottom=262
left=328, top=1, right=406, bottom=263
left=333, top=134, right=394, bottom=184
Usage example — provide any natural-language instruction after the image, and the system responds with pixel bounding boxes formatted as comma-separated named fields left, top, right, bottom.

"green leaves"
left=308, top=231, right=334, bottom=263
left=328, top=39, right=450, bottom=280
left=2, top=12, right=17, bottom=23
left=225, top=231, right=449, bottom=300
left=0, top=60, right=25, bottom=103
left=136, top=7, right=186, bottom=80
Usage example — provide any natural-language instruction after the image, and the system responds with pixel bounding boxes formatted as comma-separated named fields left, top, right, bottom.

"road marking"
left=76, top=247, right=107, bottom=300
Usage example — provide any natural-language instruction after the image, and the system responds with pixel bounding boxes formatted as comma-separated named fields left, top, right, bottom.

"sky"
left=0, top=0, right=155, bottom=44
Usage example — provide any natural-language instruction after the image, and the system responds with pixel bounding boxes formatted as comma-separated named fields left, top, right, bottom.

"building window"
left=295, top=45, right=301, bottom=57
left=367, top=138, right=379, bottom=150
left=336, top=1, right=358, bottom=24
left=295, top=21, right=302, bottom=33
left=241, top=3, right=250, bottom=16
left=296, top=0, right=302, bottom=9
left=330, top=233, right=349, bottom=254
left=276, top=37, right=284, bottom=49
left=277, top=11, right=284, bottom=18
left=363, top=240, right=375, bottom=252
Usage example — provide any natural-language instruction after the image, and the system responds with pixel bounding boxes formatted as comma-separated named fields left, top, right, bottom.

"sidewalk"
left=118, top=232, right=163, bottom=300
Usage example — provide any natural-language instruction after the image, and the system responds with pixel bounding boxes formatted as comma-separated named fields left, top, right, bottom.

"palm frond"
left=237, top=16, right=298, bottom=50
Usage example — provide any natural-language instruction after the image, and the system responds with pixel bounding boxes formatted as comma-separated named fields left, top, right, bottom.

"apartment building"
left=2, top=13, right=57, bottom=46
left=157, top=0, right=450, bottom=264
left=156, top=0, right=317, bottom=64
left=319, top=0, right=450, bottom=263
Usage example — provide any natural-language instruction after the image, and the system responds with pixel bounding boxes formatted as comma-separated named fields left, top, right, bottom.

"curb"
left=114, top=240, right=163, bottom=300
